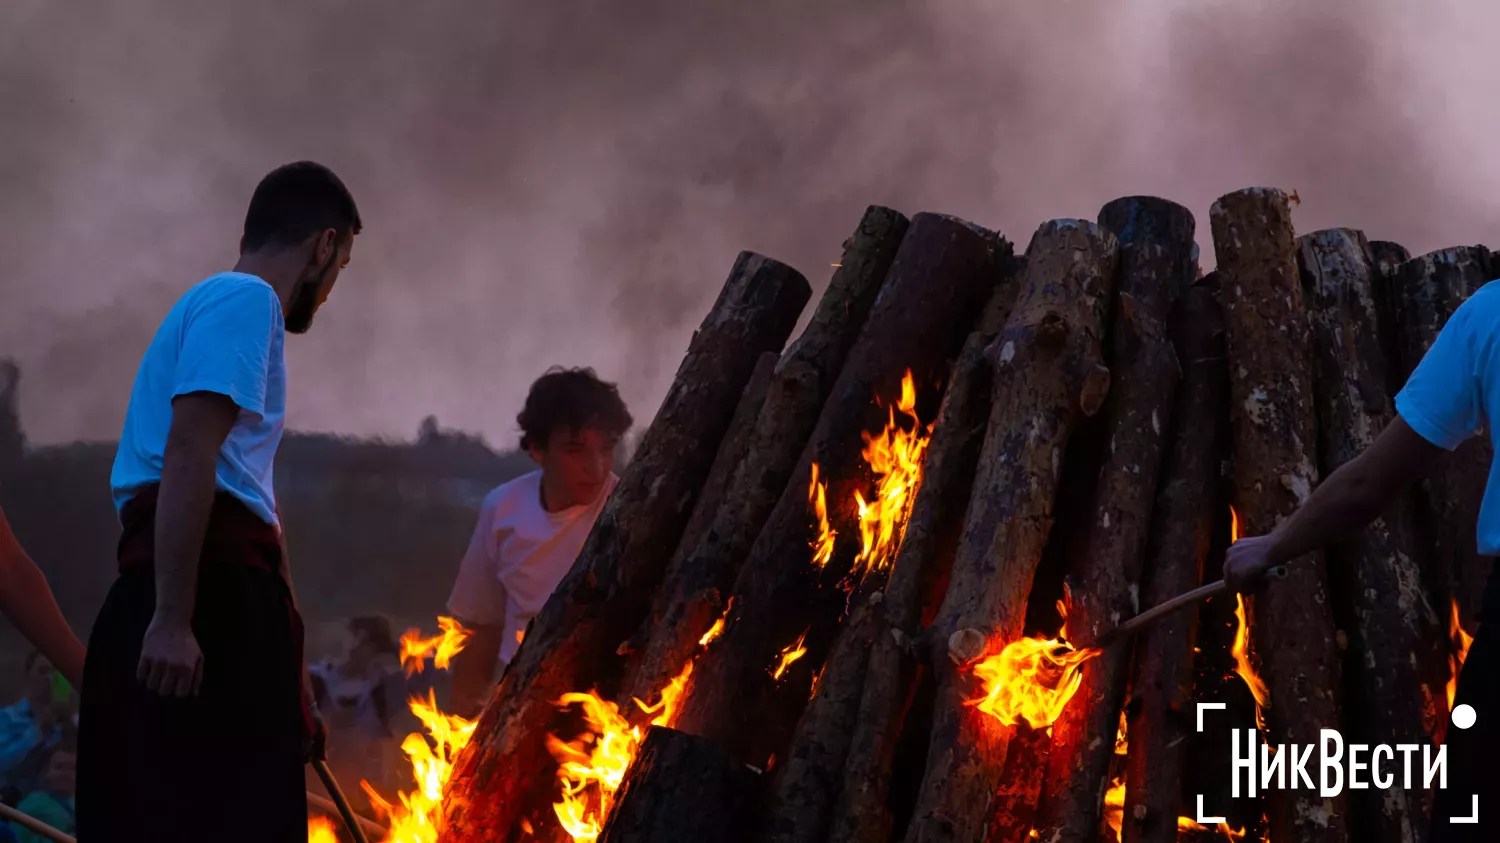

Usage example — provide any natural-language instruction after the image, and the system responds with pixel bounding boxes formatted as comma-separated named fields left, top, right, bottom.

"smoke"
left=4, top=0, right=1498, bottom=446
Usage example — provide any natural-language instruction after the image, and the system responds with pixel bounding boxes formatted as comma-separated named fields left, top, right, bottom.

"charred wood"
left=597, top=727, right=761, bottom=843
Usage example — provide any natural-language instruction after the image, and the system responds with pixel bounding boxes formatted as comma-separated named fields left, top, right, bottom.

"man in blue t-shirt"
left=75, top=162, right=360, bottom=842
left=1227, top=280, right=1500, bottom=841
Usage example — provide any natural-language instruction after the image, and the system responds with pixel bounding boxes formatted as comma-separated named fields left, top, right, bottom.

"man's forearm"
left=0, top=550, right=85, bottom=688
left=153, top=440, right=220, bottom=626
left=1267, top=457, right=1391, bottom=564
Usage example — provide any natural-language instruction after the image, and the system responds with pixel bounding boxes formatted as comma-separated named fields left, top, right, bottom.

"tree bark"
left=1210, top=187, right=1347, bottom=842
left=903, top=219, right=1119, bottom=843
left=673, top=213, right=1006, bottom=774
left=1122, top=279, right=1227, bottom=843
left=1367, top=241, right=1411, bottom=403
left=800, top=265, right=1025, bottom=843
left=1299, top=228, right=1447, bottom=843
left=1391, top=247, right=1495, bottom=635
left=1031, top=196, right=1194, bottom=843
left=619, top=206, right=910, bottom=713
left=984, top=725, right=1051, bottom=843
left=597, top=727, right=762, bottom=843
left=441, top=252, right=811, bottom=841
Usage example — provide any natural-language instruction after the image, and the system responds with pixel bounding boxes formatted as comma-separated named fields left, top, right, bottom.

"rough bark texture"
left=441, top=253, right=811, bottom=841
left=674, top=213, right=1005, bottom=773
left=984, top=725, right=1051, bottom=843
left=597, top=727, right=762, bottom=843
left=1122, top=280, right=1227, bottom=843
left=760, top=599, right=879, bottom=843
left=1367, top=241, right=1411, bottom=402
left=1391, top=247, right=1495, bottom=635
left=904, top=219, right=1119, bottom=843
left=1210, top=187, right=1347, bottom=842
left=620, top=207, right=910, bottom=709
left=1031, top=196, right=1194, bottom=843
left=1299, top=228, right=1446, bottom=843
left=818, top=266, right=1024, bottom=843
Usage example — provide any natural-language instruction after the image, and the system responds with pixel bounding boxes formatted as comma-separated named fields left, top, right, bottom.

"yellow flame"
left=1177, top=818, right=1248, bottom=840
left=809, top=464, right=837, bottom=568
left=1103, top=711, right=1128, bottom=840
left=772, top=630, right=810, bottom=681
left=851, top=370, right=931, bottom=580
left=699, top=598, right=732, bottom=647
left=1448, top=598, right=1474, bottom=710
left=399, top=616, right=472, bottom=675
left=308, top=815, right=342, bottom=843
left=970, top=603, right=1100, bottom=729
left=363, top=618, right=477, bottom=843
left=1227, top=508, right=1270, bottom=733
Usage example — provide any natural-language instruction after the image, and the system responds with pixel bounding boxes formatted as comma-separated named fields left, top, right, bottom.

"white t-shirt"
left=110, top=272, right=286, bottom=526
left=447, top=470, right=618, bottom=663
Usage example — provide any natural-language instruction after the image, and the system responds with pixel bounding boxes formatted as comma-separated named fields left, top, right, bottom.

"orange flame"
left=399, top=616, right=472, bottom=675
left=1228, top=508, right=1270, bottom=732
left=772, top=630, right=810, bottom=681
left=699, top=599, right=732, bottom=647
left=851, top=370, right=931, bottom=580
left=1177, top=818, right=1248, bottom=840
left=363, top=618, right=478, bottom=843
left=969, top=601, right=1101, bottom=729
left=1103, top=711, right=1129, bottom=840
left=308, top=815, right=342, bottom=843
left=809, top=464, right=837, bottom=568
left=1447, top=598, right=1474, bottom=710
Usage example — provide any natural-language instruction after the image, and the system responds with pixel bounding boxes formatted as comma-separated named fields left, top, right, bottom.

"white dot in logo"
left=1453, top=704, right=1478, bottom=731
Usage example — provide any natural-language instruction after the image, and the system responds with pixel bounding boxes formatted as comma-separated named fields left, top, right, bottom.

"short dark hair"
left=517, top=367, right=633, bottom=452
left=241, top=161, right=361, bottom=253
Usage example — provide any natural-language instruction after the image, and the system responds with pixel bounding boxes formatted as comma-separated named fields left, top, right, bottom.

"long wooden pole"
left=307, top=789, right=387, bottom=840
left=0, top=801, right=75, bottom=843
left=313, top=759, right=373, bottom=843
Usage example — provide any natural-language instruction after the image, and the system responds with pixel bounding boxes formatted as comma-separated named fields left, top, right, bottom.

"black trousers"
left=76, top=491, right=308, bottom=843
left=1430, top=569, right=1500, bottom=842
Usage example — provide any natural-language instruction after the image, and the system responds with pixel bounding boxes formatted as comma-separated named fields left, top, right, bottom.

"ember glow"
left=772, top=629, right=810, bottom=681
left=308, top=814, right=341, bottom=843
left=809, top=463, right=837, bottom=569
left=1228, top=508, right=1269, bottom=732
left=364, top=618, right=478, bottom=843
left=699, top=598, right=732, bottom=647
left=399, top=616, right=472, bottom=675
left=1447, top=597, right=1474, bottom=710
left=850, top=370, right=931, bottom=579
left=969, top=601, right=1100, bottom=729
left=1103, top=711, right=1129, bottom=840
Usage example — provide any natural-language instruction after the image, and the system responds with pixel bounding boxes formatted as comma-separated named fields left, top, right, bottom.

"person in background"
left=76, top=161, right=361, bottom=842
left=10, top=742, right=74, bottom=843
left=0, top=654, right=70, bottom=804
left=0, top=507, right=85, bottom=689
left=446, top=367, right=633, bottom=716
left=308, top=615, right=406, bottom=808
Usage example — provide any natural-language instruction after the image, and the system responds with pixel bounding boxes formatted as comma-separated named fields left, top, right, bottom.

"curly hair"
left=518, top=367, right=634, bottom=452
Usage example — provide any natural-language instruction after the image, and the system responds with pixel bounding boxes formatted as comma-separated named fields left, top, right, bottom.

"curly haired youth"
left=517, top=367, right=633, bottom=451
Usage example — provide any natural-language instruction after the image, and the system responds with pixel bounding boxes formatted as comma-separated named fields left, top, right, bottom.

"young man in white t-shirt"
left=76, top=161, right=360, bottom=842
left=447, top=368, right=633, bottom=716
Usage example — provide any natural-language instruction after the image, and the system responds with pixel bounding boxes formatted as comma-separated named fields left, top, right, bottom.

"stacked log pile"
left=438, top=191, right=1494, bottom=843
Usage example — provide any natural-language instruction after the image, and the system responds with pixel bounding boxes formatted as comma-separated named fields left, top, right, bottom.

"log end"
left=947, top=627, right=988, bottom=665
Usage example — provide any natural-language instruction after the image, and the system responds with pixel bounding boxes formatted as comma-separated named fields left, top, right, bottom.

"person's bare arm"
left=449, top=620, right=504, bottom=718
left=1224, top=416, right=1441, bottom=591
left=0, top=507, right=86, bottom=688
left=138, top=391, right=237, bottom=697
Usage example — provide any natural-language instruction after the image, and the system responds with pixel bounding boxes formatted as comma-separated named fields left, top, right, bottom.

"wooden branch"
left=904, top=219, right=1119, bottom=843
left=827, top=258, right=1025, bottom=843
left=1032, top=196, right=1193, bottom=843
left=1299, top=228, right=1448, bottom=841
left=674, top=213, right=1005, bottom=773
left=1211, top=187, right=1347, bottom=842
left=597, top=727, right=762, bottom=843
left=620, top=206, right=910, bottom=712
left=441, top=252, right=811, bottom=840
left=0, top=802, right=74, bottom=843
left=307, top=791, right=387, bottom=841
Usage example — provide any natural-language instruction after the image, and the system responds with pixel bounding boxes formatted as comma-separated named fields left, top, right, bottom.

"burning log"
left=1121, top=277, right=1228, bottom=843
left=620, top=206, right=910, bottom=714
left=1390, top=247, right=1495, bottom=634
left=596, top=727, right=762, bottom=843
left=904, top=218, right=1119, bottom=843
left=1210, top=187, right=1348, bottom=841
left=1298, top=228, right=1447, bottom=842
left=441, top=252, right=811, bottom=840
left=673, top=213, right=1004, bottom=772
left=1031, top=196, right=1194, bottom=843
left=777, top=264, right=1025, bottom=843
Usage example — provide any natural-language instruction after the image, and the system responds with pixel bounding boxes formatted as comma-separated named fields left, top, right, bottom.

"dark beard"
left=284, top=279, right=322, bottom=334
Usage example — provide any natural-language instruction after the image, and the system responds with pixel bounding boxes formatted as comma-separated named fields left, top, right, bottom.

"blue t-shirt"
left=110, top=272, right=286, bottom=526
left=1395, top=279, right=1500, bottom=554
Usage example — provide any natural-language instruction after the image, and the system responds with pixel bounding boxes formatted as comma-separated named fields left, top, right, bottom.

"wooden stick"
left=313, top=758, right=373, bottom=843
left=307, top=789, right=387, bottom=840
left=1088, top=568, right=1286, bottom=650
left=0, top=801, right=75, bottom=843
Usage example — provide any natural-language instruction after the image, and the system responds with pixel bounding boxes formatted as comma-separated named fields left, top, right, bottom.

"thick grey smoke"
left=4, top=0, right=1497, bottom=446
